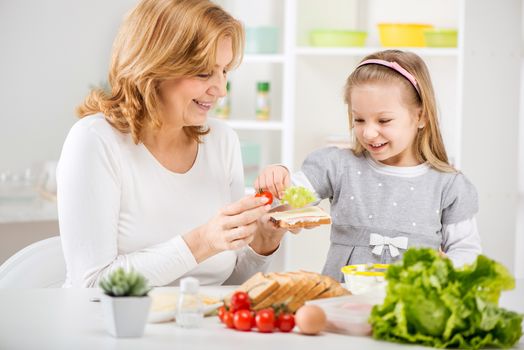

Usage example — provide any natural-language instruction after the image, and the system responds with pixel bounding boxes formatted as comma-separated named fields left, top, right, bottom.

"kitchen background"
left=0, top=0, right=522, bottom=278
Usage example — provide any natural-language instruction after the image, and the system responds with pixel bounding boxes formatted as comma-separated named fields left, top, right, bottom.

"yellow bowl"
left=378, top=23, right=433, bottom=47
left=341, top=264, right=389, bottom=294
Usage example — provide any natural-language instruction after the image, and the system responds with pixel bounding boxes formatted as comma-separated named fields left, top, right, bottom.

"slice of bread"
left=285, top=271, right=323, bottom=312
left=285, top=271, right=318, bottom=307
left=229, top=272, right=279, bottom=306
left=248, top=278, right=279, bottom=305
left=269, top=206, right=331, bottom=229
left=253, top=272, right=294, bottom=310
left=314, top=275, right=351, bottom=299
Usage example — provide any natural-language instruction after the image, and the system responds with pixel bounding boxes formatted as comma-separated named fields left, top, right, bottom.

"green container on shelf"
left=240, top=141, right=261, bottom=187
left=423, top=28, right=458, bottom=47
left=245, top=27, right=279, bottom=54
left=309, top=30, right=367, bottom=47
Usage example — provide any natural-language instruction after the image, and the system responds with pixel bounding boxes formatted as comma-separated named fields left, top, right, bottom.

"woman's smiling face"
left=350, top=81, right=422, bottom=166
left=158, top=36, right=233, bottom=128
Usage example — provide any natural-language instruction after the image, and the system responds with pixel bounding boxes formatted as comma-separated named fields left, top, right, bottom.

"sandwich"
left=269, top=206, right=331, bottom=229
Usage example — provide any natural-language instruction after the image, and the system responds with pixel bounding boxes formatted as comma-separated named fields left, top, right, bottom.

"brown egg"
left=295, top=305, right=327, bottom=335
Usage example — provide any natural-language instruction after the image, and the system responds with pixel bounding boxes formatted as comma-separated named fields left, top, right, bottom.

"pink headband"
left=357, top=59, right=420, bottom=95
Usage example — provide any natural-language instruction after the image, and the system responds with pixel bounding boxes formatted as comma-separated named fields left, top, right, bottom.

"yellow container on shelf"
left=377, top=23, right=433, bottom=47
left=341, top=264, right=389, bottom=295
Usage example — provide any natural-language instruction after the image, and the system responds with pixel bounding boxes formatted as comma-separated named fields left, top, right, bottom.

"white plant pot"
left=101, top=294, right=151, bottom=338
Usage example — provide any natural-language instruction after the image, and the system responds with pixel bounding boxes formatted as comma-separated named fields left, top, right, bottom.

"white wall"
left=460, top=0, right=520, bottom=274
left=0, top=0, right=138, bottom=172
left=516, top=2, right=524, bottom=279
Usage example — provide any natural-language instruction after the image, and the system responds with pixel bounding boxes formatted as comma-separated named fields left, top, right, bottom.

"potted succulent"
left=99, top=268, right=152, bottom=338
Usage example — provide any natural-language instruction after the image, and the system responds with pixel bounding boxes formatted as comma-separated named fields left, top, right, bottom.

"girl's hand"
left=185, top=196, right=271, bottom=262
left=254, top=165, right=290, bottom=200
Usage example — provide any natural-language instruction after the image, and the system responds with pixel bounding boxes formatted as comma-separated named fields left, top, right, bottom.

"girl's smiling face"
left=350, top=81, right=423, bottom=166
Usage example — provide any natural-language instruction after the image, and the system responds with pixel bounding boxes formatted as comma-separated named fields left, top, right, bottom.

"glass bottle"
left=176, top=277, right=203, bottom=328
left=255, top=81, right=270, bottom=121
left=214, top=81, right=231, bottom=119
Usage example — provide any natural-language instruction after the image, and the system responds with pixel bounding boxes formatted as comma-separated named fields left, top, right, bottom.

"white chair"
left=0, top=236, right=66, bottom=288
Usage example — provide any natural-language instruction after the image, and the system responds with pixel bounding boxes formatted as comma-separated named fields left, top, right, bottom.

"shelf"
left=295, top=47, right=459, bottom=57
left=224, top=119, right=284, bottom=131
left=243, top=54, right=285, bottom=63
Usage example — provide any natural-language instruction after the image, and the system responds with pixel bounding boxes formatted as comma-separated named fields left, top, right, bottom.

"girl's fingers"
left=254, top=177, right=261, bottom=191
left=274, top=171, right=289, bottom=199
left=267, top=171, right=280, bottom=198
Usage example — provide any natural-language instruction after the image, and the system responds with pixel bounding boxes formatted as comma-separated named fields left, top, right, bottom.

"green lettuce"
left=281, top=186, right=317, bottom=208
left=370, top=248, right=523, bottom=349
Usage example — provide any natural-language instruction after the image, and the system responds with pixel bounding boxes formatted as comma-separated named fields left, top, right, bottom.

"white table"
left=0, top=283, right=522, bottom=350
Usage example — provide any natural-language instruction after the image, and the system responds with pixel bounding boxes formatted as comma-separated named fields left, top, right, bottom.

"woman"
left=57, top=0, right=287, bottom=288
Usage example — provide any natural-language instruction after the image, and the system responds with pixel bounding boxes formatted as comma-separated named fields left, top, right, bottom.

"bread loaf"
left=230, top=270, right=350, bottom=312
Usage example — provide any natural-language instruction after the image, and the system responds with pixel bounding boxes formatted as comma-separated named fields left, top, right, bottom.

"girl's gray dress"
left=301, top=147, right=478, bottom=281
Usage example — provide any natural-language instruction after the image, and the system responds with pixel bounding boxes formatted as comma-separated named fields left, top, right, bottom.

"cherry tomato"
left=233, top=309, right=253, bottom=331
left=277, top=313, right=295, bottom=332
left=255, top=190, right=273, bottom=205
left=230, top=291, right=251, bottom=313
left=218, top=306, right=227, bottom=323
left=255, top=308, right=275, bottom=333
left=222, top=311, right=235, bottom=329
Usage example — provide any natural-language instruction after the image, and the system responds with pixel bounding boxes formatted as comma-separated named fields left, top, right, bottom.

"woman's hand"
left=249, top=205, right=300, bottom=256
left=184, top=196, right=271, bottom=263
left=254, top=165, right=290, bottom=200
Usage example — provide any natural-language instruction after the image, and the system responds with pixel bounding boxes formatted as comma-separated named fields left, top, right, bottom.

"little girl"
left=255, top=50, right=481, bottom=281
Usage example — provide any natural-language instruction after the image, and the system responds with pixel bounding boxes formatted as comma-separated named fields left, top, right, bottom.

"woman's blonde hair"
left=344, top=50, right=455, bottom=173
left=77, top=0, right=244, bottom=144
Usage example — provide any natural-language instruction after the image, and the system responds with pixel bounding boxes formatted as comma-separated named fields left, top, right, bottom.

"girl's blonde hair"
left=344, top=50, right=455, bottom=173
left=77, top=0, right=244, bottom=144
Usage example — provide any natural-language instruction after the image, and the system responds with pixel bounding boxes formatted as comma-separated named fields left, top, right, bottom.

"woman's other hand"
left=249, top=204, right=300, bottom=256
left=254, top=165, right=290, bottom=200
left=184, top=195, right=271, bottom=263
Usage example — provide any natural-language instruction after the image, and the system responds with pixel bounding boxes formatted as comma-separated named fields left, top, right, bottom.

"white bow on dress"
left=369, top=233, right=408, bottom=257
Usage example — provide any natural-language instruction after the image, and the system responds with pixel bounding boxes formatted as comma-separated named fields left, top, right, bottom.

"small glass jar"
left=341, top=264, right=388, bottom=295
left=176, top=277, right=203, bottom=328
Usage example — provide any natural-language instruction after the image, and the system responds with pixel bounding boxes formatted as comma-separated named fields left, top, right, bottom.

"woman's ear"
left=417, top=109, right=425, bottom=129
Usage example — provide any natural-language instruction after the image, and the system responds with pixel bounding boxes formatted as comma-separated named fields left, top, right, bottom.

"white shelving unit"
left=219, top=0, right=521, bottom=273
left=224, top=120, right=284, bottom=131
left=296, top=47, right=459, bottom=57
left=216, top=0, right=296, bottom=189
left=243, top=54, right=285, bottom=63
